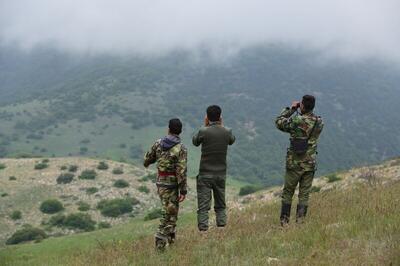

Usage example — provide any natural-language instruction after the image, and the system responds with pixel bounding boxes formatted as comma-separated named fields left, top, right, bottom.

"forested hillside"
left=0, top=46, right=399, bottom=185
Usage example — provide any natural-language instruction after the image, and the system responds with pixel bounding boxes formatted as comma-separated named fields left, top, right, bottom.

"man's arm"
left=228, top=128, right=236, bottom=145
left=143, top=141, right=158, bottom=168
left=192, top=128, right=204, bottom=147
left=275, top=107, right=298, bottom=133
left=176, top=146, right=188, bottom=196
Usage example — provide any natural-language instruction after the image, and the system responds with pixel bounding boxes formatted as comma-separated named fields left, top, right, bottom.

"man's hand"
left=178, top=194, right=186, bottom=202
left=291, top=101, right=301, bottom=110
left=204, top=115, right=210, bottom=127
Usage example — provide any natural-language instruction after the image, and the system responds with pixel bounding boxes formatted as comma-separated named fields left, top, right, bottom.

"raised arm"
left=143, top=141, right=158, bottom=168
left=275, top=107, right=298, bottom=133
left=192, top=128, right=204, bottom=147
left=228, top=128, right=236, bottom=145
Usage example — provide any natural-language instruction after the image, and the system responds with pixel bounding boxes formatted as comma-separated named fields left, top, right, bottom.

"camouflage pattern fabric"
left=155, top=187, right=179, bottom=247
left=143, top=139, right=187, bottom=194
left=143, top=136, right=187, bottom=250
left=275, top=107, right=324, bottom=205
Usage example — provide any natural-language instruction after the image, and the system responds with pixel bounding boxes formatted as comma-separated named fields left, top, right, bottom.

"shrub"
left=42, top=159, right=50, bottom=163
left=112, top=168, right=124, bottom=175
left=97, top=198, right=133, bottom=217
left=56, top=173, right=74, bottom=184
left=140, top=173, right=156, bottom=183
left=86, top=187, right=99, bottom=194
left=69, top=165, right=78, bottom=172
left=127, top=197, right=140, bottom=206
left=48, top=214, right=66, bottom=227
left=310, top=186, right=321, bottom=193
left=326, top=174, right=341, bottom=183
left=9, top=176, right=17, bottom=181
left=239, top=185, right=261, bottom=196
left=79, top=170, right=97, bottom=180
left=10, top=210, right=22, bottom=220
left=62, top=213, right=96, bottom=231
left=114, top=179, right=129, bottom=188
left=6, top=226, right=47, bottom=245
left=97, top=161, right=109, bottom=170
left=0, top=163, right=6, bottom=170
left=98, top=222, right=111, bottom=229
left=39, top=199, right=64, bottom=214
left=144, top=208, right=163, bottom=221
left=34, top=162, right=48, bottom=170
left=138, top=185, right=150, bottom=194
left=80, top=139, right=91, bottom=144
left=60, top=165, right=68, bottom=170
left=77, top=201, right=90, bottom=211
left=79, top=147, right=88, bottom=155
left=1, top=192, right=8, bottom=197
left=119, top=143, right=127, bottom=149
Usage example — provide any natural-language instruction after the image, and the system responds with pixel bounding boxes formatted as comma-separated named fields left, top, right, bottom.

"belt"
left=156, top=182, right=178, bottom=189
left=158, top=171, right=176, bottom=177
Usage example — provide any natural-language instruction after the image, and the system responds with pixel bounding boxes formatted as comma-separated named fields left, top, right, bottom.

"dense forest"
left=0, top=46, right=399, bottom=185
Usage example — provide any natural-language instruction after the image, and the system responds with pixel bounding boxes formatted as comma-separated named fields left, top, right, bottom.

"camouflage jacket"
left=275, top=107, right=324, bottom=171
left=143, top=136, right=187, bottom=195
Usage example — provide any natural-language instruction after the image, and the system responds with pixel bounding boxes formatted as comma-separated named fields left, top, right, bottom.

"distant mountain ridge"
left=0, top=46, right=399, bottom=185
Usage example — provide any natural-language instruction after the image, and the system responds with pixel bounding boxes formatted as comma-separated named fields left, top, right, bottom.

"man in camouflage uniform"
left=193, top=105, right=235, bottom=231
left=275, top=95, right=324, bottom=225
left=143, top=118, right=187, bottom=251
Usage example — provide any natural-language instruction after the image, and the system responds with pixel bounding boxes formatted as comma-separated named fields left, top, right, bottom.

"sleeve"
left=143, top=141, right=158, bottom=168
left=176, top=146, right=188, bottom=195
left=192, top=127, right=204, bottom=147
left=228, top=128, right=236, bottom=145
left=275, top=107, right=298, bottom=133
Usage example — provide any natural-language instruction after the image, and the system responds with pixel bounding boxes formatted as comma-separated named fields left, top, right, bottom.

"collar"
left=209, top=121, right=221, bottom=126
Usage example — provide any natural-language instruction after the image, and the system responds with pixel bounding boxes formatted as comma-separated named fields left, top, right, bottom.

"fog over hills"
left=0, top=0, right=399, bottom=184
left=0, top=46, right=399, bottom=185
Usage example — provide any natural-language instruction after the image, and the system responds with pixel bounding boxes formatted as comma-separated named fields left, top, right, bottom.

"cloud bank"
left=0, top=0, right=399, bottom=60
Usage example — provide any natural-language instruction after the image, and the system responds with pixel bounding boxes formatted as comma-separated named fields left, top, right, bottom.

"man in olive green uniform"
left=143, top=118, right=187, bottom=251
left=275, top=95, right=324, bottom=225
left=193, top=105, right=236, bottom=231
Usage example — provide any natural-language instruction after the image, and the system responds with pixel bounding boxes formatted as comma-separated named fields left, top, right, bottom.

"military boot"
left=280, top=203, right=291, bottom=226
left=155, top=236, right=167, bottom=252
left=168, top=232, right=176, bottom=245
left=296, top=204, right=308, bottom=223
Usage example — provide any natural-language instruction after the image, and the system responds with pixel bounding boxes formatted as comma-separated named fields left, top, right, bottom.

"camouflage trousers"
left=282, top=168, right=315, bottom=206
left=196, top=175, right=226, bottom=231
left=155, top=187, right=179, bottom=245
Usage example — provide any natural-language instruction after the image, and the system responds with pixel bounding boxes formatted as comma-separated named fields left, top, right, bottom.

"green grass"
left=1, top=181, right=399, bottom=265
left=326, top=174, right=341, bottom=183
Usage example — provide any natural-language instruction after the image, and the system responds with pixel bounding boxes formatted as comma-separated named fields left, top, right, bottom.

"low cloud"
left=0, top=0, right=399, bottom=61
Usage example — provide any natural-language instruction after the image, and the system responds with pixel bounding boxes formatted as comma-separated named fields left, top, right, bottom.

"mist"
left=1, top=0, right=399, bottom=61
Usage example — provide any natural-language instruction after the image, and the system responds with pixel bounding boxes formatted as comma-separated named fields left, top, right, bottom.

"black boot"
left=296, top=204, right=308, bottom=223
left=168, top=232, right=176, bottom=245
left=155, top=236, right=167, bottom=252
left=280, top=203, right=291, bottom=226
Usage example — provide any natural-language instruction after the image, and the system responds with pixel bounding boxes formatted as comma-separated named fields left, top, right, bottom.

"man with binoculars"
left=275, top=95, right=324, bottom=225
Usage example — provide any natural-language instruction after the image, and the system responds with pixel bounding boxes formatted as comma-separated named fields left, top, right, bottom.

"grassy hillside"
left=1, top=158, right=399, bottom=265
left=1, top=47, right=400, bottom=185
left=0, top=157, right=243, bottom=247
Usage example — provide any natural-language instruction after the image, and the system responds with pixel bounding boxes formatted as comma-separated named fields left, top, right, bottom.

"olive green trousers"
left=196, top=175, right=226, bottom=231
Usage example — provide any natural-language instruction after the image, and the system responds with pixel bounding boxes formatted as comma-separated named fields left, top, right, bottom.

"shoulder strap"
left=307, top=116, right=319, bottom=141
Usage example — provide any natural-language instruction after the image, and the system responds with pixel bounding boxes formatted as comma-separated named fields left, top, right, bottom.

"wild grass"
left=1, top=180, right=399, bottom=266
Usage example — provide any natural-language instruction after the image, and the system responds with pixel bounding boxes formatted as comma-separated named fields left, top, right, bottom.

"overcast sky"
left=0, top=0, right=399, bottom=61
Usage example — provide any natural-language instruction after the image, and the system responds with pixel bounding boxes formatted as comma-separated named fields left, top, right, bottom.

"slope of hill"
left=1, top=157, right=399, bottom=266
left=1, top=46, right=400, bottom=185
left=0, top=157, right=242, bottom=247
